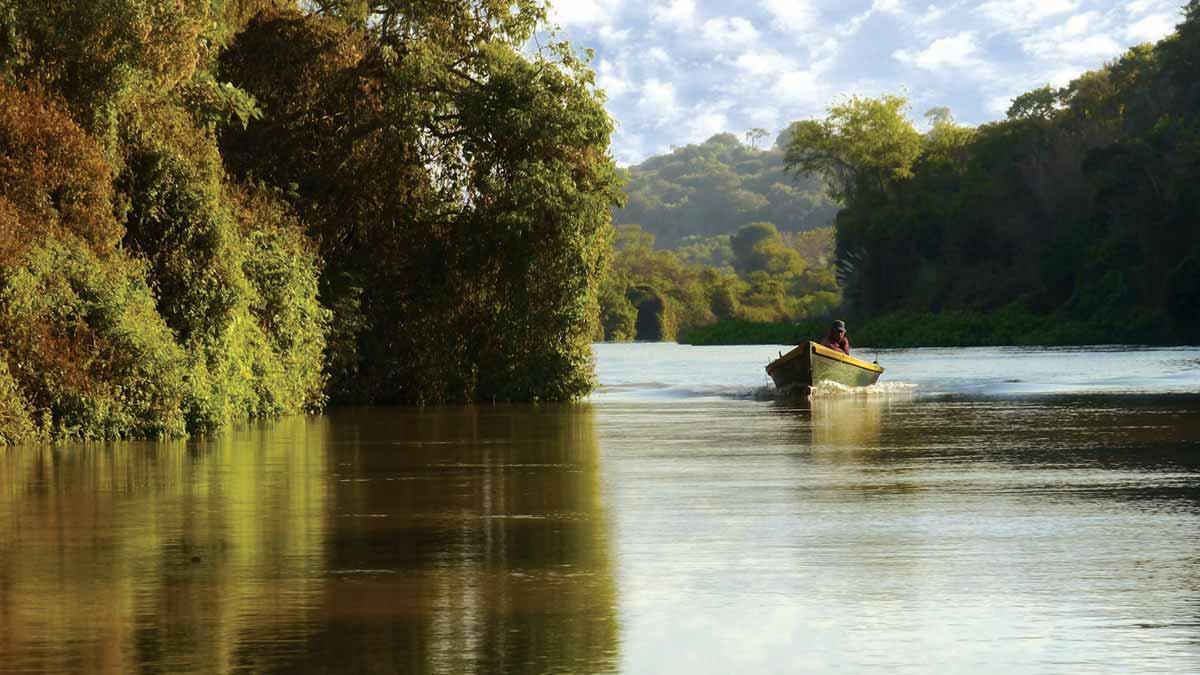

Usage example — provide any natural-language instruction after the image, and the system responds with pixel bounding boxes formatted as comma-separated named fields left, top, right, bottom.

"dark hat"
left=831, top=319, right=846, bottom=331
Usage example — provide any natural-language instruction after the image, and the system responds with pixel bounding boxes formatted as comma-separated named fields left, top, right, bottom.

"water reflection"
left=0, top=406, right=617, bottom=674
left=0, top=417, right=331, bottom=673
left=308, top=405, right=617, bottom=675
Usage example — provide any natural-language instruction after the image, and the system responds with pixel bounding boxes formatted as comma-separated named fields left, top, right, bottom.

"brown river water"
left=2, top=344, right=1199, bottom=673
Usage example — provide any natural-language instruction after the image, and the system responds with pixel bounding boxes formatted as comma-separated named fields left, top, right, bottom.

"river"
left=2, top=344, right=1199, bottom=673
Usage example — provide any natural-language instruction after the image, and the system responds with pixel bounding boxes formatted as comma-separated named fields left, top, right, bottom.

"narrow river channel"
left=3, top=344, right=1199, bottom=673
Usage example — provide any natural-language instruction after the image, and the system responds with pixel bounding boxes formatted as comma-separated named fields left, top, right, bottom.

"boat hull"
left=766, top=341, right=884, bottom=393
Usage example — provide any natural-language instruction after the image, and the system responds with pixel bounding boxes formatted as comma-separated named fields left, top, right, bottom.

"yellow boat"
left=766, top=341, right=884, bottom=394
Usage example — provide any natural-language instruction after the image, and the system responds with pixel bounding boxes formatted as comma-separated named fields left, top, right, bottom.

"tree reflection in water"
left=0, top=406, right=618, bottom=674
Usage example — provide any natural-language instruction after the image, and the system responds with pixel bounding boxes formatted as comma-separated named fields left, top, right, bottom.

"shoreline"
left=674, top=309, right=1194, bottom=348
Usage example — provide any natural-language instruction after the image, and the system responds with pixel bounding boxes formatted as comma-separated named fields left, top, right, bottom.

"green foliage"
left=616, top=133, right=838, bottom=248
left=180, top=73, right=264, bottom=131
left=678, top=318, right=828, bottom=346
left=597, top=223, right=840, bottom=341
left=221, top=5, right=620, bottom=405
left=0, top=83, right=123, bottom=263
left=783, top=94, right=923, bottom=203
left=787, top=12, right=1200, bottom=345
left=233, top=185, right=331, bottom=413
left=0, top=0, right=213, bottom=142
left=679, top=306, right=1137, bottom=348
left=850, top=306, right=1103, bottom=348
left=597, top=274, right=637, bottom=342
left=0, top=240, right=189, bottom=439
left=0, top=8, right=333, bottom=441
left=1006, top=86, right=1060, bottom=121
left=0, top=356, right=36, bottom=444
left=121, top=141, right=243, bottom=346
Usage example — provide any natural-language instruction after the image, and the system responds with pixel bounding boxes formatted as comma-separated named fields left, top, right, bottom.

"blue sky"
left=544, top=0, right=1186, bottom=165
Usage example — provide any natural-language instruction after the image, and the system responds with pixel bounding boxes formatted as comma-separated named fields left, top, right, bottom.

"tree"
left=1006, top=85, right=1060, bottom=121
left=221, top=5, right=621, bottom=404
left=783, top=94, right=922, bottom=203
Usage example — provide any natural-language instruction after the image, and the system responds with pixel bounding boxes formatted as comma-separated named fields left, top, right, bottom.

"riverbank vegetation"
left=679, top=308, right=1133, bottom=348
left=597, top=223, right=840, bottom=341
left=637, top=3, right=1200, bottom=348
left=784, top=3, right=1200, bottom=347
left=0, top=0, right=619, bottom=442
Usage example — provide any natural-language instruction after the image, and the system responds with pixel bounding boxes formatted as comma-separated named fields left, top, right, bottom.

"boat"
left=766, top=341, right=884, bottom=394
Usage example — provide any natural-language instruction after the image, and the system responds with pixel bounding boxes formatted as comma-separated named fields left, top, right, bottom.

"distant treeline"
left=614, top=133, right=839, bottom=248
left=783, top=2, right=1200, bottom=345
left=643, top=2, right=1200, bottom=348
left=597, top=223, right=840, bottom=342
left=0, top=0, right=619, bottom=442
left=679, top=308, right=1159, bottom=348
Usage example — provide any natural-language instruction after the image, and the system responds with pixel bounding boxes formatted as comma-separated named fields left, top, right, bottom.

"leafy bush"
left=0, top=356, right=37, bottom=445
left=0, top=240, right=189, bottom=439
left=0, top=84, right=123, bottom=262
left=233, top=185, right=330, bottom=413
left=118, top=102, right=328, bottom=429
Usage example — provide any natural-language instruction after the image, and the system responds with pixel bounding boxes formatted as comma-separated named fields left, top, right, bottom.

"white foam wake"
left=809, top=380, right=919, bottom=399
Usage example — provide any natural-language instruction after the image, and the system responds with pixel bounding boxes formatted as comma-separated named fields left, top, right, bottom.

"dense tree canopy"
left=597, top=223, right=839, bottom=341
left=220, top=4, right=620, bottom=404
left=0, top=0, right=620, bottom=441
left=784, top=4, right=1200, bottom=342
left=615, top=133, right=838, bottom=248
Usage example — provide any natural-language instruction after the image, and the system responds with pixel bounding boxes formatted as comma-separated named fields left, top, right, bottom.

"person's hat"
left=831, top=320, right=846, bottom=331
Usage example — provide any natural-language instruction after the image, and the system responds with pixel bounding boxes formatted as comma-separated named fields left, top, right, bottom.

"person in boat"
left=820, top=319, right=851, bottom=355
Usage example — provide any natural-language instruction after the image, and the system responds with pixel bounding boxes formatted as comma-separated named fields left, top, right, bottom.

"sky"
left=544, top=0, right=1186, bottom=165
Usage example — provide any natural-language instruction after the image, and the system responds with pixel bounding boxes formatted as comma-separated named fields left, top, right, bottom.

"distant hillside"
left=615, top=132, right=839, bottom=248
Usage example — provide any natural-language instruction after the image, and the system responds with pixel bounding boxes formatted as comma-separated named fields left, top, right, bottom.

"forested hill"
left=779, top=0, right=1200, bottom=345
left=614, top=133, right=838, bottom=248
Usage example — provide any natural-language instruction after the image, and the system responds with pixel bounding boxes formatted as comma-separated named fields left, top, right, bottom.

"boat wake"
left=809, top=380, right=919, bottom=399
left=596, top=380, right=918, bottom=402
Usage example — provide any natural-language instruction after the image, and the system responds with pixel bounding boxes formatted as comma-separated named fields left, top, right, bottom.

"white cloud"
left=894, top=32, right=982, bottom=71
left=1124, top=0, right=1160, bottom=16
left=872, top=0, right=904, bottom=15
left=549, top=0, right=622, bottom=28
left=732, top=49, right=798, bottom=78
left=836, top=0, right=904, bottom=38
left=1060, top=12, right=1100, bottom=37
left=638, top=79, right=680, bottom=124
left=986, top=94, right=1016, bottom=116
left=598, top=25, right=632, bottom=43
left=1022, top=30, right=1122, bottom=62
left=555, top=0, right=1181, bottom=164
left=1055, top=34, right=1123, bottom=60
left=596, top=59, right=632, bottom=98
left=760, top=0, right=818, bottom=33
left=772, top=67, right=828, bottom=109
left=745, top=105, right=781, bottom=129
left=686, top=111, right=730, bottom=141
left=651, top=0, right=696, bottom=28
left=647, top=46, right=672, bottom=64
left=980, top=0, right=1080, bottom=30
left=701, top=17, right=761, bottom=50
left=1124, top=13, right=1177, bottom=43
left=915, top=4, right=946, bottom=25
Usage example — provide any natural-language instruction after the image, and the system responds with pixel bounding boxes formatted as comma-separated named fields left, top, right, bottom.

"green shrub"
left=0, top=240, right=189, bottom=439
left=0, top=83, right=123, bottom=263
left=0, top=356, right=37, bottom=445
left=233, top=185, right=330, bottom=413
